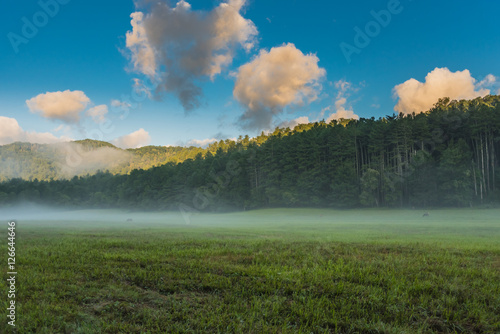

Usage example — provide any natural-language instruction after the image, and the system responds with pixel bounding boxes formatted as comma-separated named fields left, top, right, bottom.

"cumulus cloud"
left=393, top=68, right=494, bottom=114
left=111, top=128, right=151, bottom=149
left=324, top=80, right=359, bottom=122
left=26, top=90, right=91, bottom=123
left=125, top=0, right=257, bottom=111
left=0, top=116, right=71, bottom=145
left=86, top=105, right=108, bottom=123
left=234, top=43, right=326, bottom=130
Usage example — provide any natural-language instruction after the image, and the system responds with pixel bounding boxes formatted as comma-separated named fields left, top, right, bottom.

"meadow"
left=1, top=208, right=499, bottom=333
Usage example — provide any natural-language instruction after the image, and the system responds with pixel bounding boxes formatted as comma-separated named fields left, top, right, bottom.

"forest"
left=1, top=95, right=499, bottom=210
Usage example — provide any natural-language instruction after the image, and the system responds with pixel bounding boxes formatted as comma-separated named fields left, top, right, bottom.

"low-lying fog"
left=0, top=203, right=187, bottom=227
left=2, top=204, right=499, bottom=245
left=0, top=204, right=500, bottom=249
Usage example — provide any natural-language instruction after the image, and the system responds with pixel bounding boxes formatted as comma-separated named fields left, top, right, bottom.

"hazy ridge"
left=0, top=139, right=208, bottom=181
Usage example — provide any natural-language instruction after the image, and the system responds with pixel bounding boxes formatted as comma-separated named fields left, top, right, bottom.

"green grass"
left=1, top=209, right=499, bottom=333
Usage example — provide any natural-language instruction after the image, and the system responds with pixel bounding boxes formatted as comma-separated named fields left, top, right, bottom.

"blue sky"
left=1, top=0, right=499, bottom=148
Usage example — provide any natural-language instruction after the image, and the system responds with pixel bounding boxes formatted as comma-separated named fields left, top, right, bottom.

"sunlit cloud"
left=234, top=43, right=326, bottom=130
left=393, top=67, right=494, bottom=114
left=325, top=80, right=360, bottom=122
left=277, top=116, right=311, bottom=129
left=187, top=138, right=218, bottom=147
left=111, top=128, right=151, bottom=149
left=26, top=90, right=91, bottom=123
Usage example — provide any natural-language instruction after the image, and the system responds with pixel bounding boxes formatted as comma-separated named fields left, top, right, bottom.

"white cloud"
left=325, top=80, right=359, bottom=122
left=325, top=100, right=359, bottom=122
left=26, top=90, right=91, bottom=123
left=234, top=43, right=326, bottom=130
left=477, top=74, right=496, bottom=89
left=111, top=128, right=151, bottom=149
left=187, top=138, right=218, bottom=147
left=86, top=105, right=108, bottom=124
left=393, top=68, right=493, bottom=114
left=125, top=0, right=257, bottom=110
left=0, top=116, right=71, bottom=145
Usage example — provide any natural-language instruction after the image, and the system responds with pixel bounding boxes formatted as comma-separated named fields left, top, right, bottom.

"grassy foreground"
left=1, top=208, right=499, bottom=333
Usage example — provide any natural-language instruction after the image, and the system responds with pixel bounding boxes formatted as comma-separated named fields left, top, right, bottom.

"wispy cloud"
left=111, top=99, right=132, bottom=110
left=324, top=80, right=360, bottom=122
left=86, top=105, right=109, bottom=124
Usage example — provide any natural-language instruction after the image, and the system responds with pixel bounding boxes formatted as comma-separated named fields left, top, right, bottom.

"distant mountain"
left=0, top=140, right=208, bottom=181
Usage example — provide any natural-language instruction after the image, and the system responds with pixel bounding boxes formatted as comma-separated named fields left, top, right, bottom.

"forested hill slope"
left=0, top=140, right=212, bottom=182
left=1, top=95, right=499, bottom=209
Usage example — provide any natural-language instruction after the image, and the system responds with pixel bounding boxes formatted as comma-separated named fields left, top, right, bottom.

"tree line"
left=1, top=95, right=499, bottom=210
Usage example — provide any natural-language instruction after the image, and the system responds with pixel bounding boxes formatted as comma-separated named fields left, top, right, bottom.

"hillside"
left=0, top=140, right=209, bottom=182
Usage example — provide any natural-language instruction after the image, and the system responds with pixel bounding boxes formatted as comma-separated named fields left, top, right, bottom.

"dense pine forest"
left=1, top=95, right=499, bottom=210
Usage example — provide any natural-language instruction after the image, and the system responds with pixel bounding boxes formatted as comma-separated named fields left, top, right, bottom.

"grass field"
left=1, top=208, right=499, bottom=333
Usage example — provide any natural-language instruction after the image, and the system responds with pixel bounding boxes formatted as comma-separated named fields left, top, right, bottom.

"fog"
left=0, top=142, right=131, bottom=180
left=54, top=142, right=132, bottom=178
left=0, top=203, right=188, bottom=231
left=2, top=204, right=499, bottom=247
